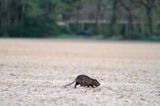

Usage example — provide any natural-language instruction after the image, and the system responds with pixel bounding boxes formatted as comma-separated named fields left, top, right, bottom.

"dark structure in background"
left=62, top=0, right=160, bottom=39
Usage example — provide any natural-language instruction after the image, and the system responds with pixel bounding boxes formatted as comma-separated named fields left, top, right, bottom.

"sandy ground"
left=0, top=39, right=160, bottom=106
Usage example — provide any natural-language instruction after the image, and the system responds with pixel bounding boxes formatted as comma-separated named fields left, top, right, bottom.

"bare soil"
left=0, top=39, right=160, bottom=106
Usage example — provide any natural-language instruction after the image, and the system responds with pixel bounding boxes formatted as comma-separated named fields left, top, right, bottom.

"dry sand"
left=0, top=39, right=160, bottom=106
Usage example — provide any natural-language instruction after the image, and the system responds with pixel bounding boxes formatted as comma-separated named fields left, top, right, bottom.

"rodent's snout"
left=96, top=81, right=100, bottom=86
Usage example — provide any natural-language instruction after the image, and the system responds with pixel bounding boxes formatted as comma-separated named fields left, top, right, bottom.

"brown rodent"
left=64, top=75, right=100, bottom=88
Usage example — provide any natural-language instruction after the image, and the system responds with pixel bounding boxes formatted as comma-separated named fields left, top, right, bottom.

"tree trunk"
left=95, top=0, right=103, bottom=35
left=146, top=8, right=153, bottom=35
left=75, top=0, right=81, bottom=34
left=119, top=0, right=135, bottom=39
left=108, top=0, right=118, bottom=36
left=21, top=0, right=26, bottom=24
left=1, top=0, right=9, bottom=37
left=125, top=10, right=134, bottom=39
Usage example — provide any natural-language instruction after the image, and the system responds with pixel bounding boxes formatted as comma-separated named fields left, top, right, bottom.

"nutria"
left=64, top=75, right=100, bottom=88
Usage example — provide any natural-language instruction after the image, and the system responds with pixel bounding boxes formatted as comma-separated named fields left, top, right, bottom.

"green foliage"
left=0, top=0, right=61, bottom=38
left=141, top=35, right=160, bottom=41
left=10, top=17, right=58, bottom=37
left=0, top=0, right=160, bottom=41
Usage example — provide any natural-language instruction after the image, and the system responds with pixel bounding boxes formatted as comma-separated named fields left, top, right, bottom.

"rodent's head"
left=93, top=79, right=100, bottom=87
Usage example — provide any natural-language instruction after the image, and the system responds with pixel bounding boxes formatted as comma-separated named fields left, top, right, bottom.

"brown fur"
left=64, top=75, right=100, bottom=88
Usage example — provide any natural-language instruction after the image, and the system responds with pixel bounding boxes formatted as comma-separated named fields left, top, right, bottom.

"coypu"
left=64, top=75, right=100, bottom=88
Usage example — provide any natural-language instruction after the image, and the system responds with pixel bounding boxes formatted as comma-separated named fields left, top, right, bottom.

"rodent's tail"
left=63, top=80, right=76, bottom=87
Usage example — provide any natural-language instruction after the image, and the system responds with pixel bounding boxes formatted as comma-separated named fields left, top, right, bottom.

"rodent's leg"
left=75, top=82, right=79, bottom=88
left=91, top=85, right=95, bottom=88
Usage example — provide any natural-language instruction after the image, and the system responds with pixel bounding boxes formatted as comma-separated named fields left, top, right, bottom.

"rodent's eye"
left=94, top=80, right=97, bottom=83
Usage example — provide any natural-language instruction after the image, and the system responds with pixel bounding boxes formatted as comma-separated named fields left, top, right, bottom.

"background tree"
left=119, top=0, right=137, bottom=39
left=94, top=0, right=105, bottom=35
left=108, top=0, right=119, bottom=37
left=137, top=0, right=158, bottom=36
left=61, top=0, right=83, bottom=34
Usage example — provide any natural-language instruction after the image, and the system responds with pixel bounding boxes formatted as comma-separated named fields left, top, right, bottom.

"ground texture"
left=0, top=39, right=160, bottom=106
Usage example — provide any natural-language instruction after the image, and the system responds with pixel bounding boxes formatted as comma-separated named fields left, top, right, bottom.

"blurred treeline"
left=0, top=0, right=160, bottom=40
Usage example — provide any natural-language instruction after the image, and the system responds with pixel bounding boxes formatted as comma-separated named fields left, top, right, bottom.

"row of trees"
left=0, top=0, right=160, bottom=39
left=65, top=0, right=160, bottom=39
left=0, top=0, right=61, bottom=37
left=108, top=0, right=160, bottom=38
